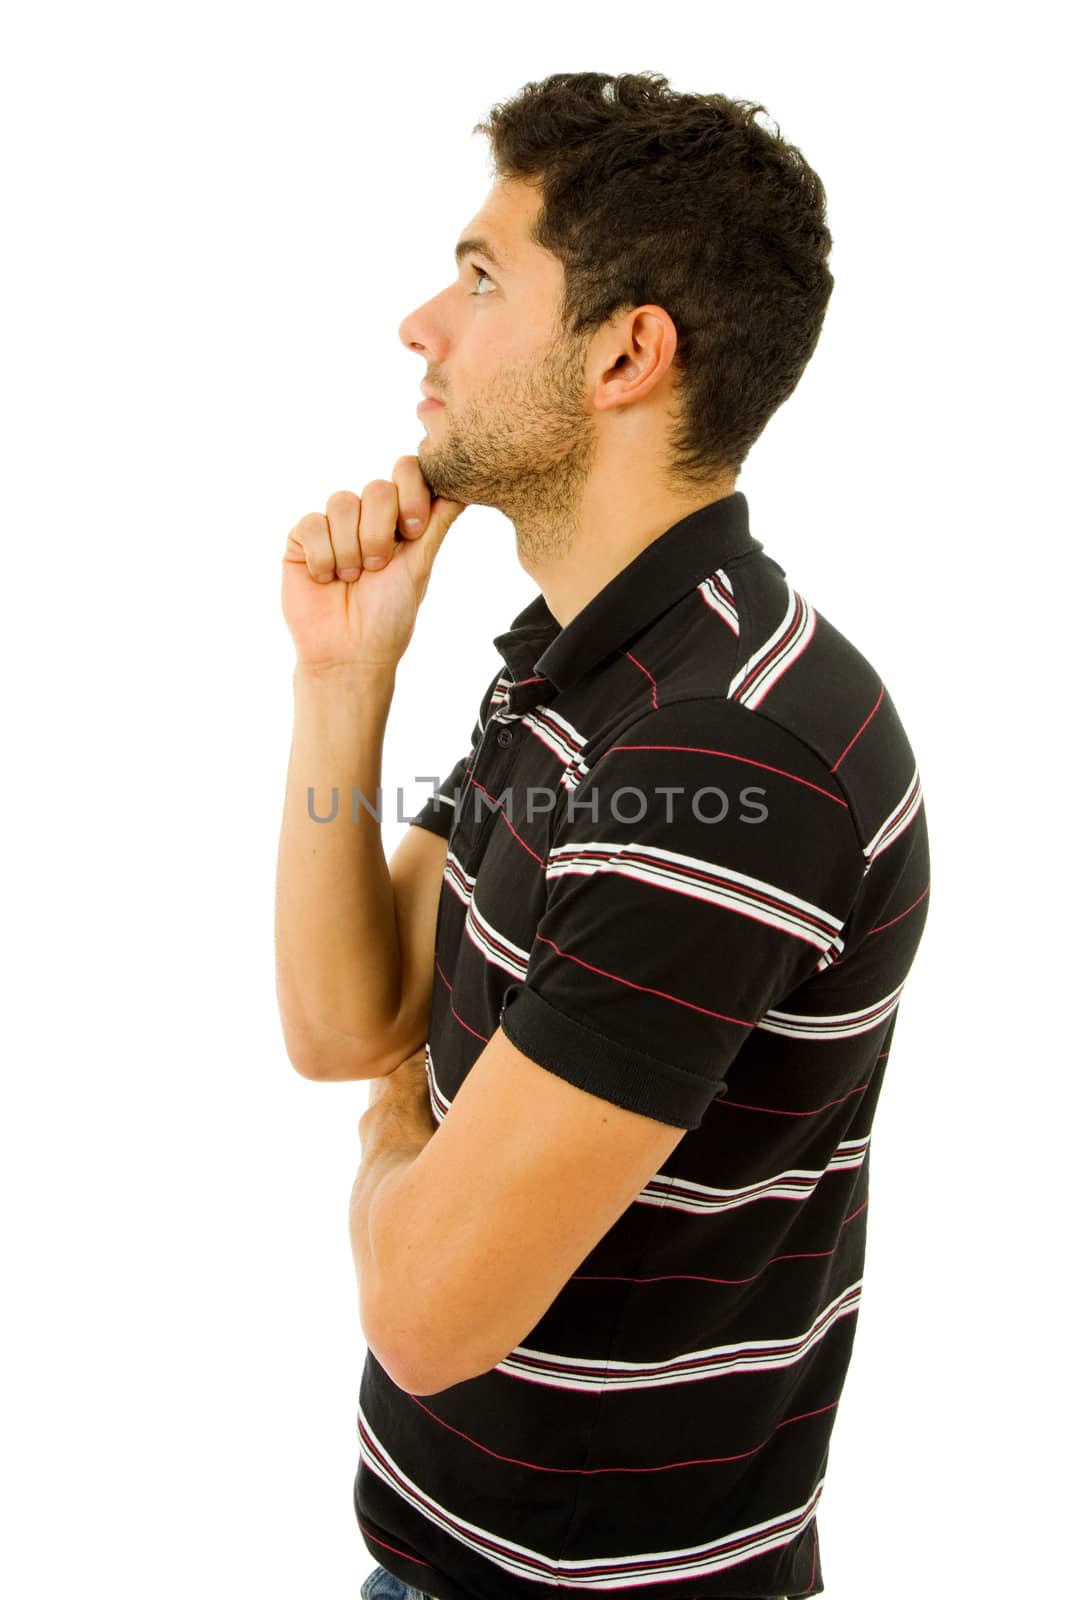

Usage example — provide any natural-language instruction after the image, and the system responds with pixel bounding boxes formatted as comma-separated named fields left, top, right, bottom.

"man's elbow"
left=369, top=1343, right=451, bottom=1397
left=283, top=1020, right=429, bottom=1083
left=369, top=1340, right=484, bottom=1397
left=364, top=1293, right=499, bottom=1395
left=280, top=1025, right=370, bottom=1082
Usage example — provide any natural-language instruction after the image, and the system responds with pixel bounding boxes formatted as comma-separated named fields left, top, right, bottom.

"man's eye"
left=469, top=266, right=494, bottom=296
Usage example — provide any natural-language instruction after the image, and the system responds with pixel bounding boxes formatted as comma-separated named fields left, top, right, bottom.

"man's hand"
left=281, top=456, right=467, bottom=674
left=359, top=1048, right=437, bottom=1154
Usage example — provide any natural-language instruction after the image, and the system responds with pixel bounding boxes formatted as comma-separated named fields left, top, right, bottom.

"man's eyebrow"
left=454, top=236, right=510, bottom=273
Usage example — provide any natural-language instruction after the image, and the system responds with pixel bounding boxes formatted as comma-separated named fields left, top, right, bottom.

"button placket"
left=455, top=709, right=524, bottom=870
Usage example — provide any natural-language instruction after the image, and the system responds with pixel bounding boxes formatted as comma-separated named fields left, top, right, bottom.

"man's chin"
left=416, top=444, right=477, bottom=508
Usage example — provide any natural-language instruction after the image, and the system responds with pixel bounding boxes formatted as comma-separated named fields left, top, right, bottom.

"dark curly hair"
left=471, top=71, right=834, bottom=486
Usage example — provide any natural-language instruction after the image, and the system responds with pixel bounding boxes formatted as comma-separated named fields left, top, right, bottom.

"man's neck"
left=518, top=476, right=737, bottom=628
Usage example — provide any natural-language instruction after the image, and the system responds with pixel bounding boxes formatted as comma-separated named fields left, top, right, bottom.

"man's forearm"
left=274, top=661, right=402, bottom=1071
left=348, top=1097, right=436, bottom=1387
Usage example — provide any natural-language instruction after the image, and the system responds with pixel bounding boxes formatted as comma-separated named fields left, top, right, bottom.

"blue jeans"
left=360, top=1567, right=789, bottom=1600
left=360, top=1563, right=440, bottom=1600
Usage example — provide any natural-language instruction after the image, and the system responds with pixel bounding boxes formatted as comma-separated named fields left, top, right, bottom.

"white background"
left=2, top=3, right=1061, bottom=1595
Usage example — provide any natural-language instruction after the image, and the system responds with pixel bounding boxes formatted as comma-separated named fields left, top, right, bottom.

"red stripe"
left=403, top=1391, right=839, bottom=1475
left=717, top=1083, right=870, bottom=1119
left=533, top=932, right=754, bottom=1026
left=574, top=1201, right=867, bottom=1287
left=867, top=882, right=930, bottom=934
left=831, top=682, right=884, bottom=773
left=625, top=648, right=659, bottom=709
left=356, top=1522, right=435, bottom=1571
left=467, top=777, right=545, bottom=864
left=605, top=743, right=848, bottom=806
left=433, top=956, right=491, bottom=1042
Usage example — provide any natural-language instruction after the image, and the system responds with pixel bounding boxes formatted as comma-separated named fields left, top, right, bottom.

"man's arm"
left=274, top=661, right=448, bottom=1082
left=274, top=465, right=467, bottom=1082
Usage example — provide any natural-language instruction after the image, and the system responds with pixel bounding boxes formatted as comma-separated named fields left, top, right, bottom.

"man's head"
left=398, top=71, right=833, bottom=565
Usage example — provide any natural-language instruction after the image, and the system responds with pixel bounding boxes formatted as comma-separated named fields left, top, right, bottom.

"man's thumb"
left=409, top=496, right=467, bottom=575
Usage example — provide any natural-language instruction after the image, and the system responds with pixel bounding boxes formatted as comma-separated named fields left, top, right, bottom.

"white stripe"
left=864, top=766, right=922, bottom=866
left=757, top=982, right=906, bottom=1039
left=464, top=901, right=529, bottom=981
left=358, top=1411, right=827, bottom=1588
left=698, top=569, right=740, bottom=634
left=639, top=1134, right=870, bottom=1216
left=729, top=584, right=815, bottom=708
left=547, top=839, right=841, bottom=947
left=442, top=852, right=533, bottom=982
left=500, top=1281, right=863, bottom=1392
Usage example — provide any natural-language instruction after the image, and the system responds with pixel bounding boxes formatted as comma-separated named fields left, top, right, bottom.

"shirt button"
left=496, top=726, right=515, bottom=746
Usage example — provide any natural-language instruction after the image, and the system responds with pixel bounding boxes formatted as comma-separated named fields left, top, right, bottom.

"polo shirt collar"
left=491, top=491, right=761, bottom=694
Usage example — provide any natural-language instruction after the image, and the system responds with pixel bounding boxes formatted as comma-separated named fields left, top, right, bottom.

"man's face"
left=397, top=177, right=599, bottom=546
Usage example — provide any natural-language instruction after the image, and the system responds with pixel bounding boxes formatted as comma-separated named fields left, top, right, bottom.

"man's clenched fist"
left=281, top=456, right=466, bottom=673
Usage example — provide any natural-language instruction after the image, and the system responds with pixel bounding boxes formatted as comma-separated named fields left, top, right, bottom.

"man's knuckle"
left=361, top=479, right=396, bottom=500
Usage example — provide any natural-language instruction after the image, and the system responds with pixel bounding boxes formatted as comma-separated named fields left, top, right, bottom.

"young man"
left=275, top=72, right=931, bottom=1600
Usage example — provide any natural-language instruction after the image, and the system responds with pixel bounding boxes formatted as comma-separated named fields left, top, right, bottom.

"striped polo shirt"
left=354, top=489, right=932, bottom=1599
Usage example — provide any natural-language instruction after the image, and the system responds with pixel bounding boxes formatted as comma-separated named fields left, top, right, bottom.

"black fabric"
left=355, top=491, right=931, bottom=1599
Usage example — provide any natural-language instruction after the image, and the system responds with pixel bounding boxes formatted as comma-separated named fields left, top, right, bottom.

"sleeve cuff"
left=408, top=808, right=453, bottom=839
left=408, top=793, right=459, bottom=839
left=498, top=981, right=726, bottom=1131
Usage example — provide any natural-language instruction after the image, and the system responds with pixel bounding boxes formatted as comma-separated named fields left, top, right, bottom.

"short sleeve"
left=408, top=745, right=474, bottom=840
left=499, top=698, right=868, bottom=1129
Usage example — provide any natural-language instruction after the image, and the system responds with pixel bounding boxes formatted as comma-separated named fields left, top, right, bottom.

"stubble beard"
left=416, top=329, right=598, bottom=564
